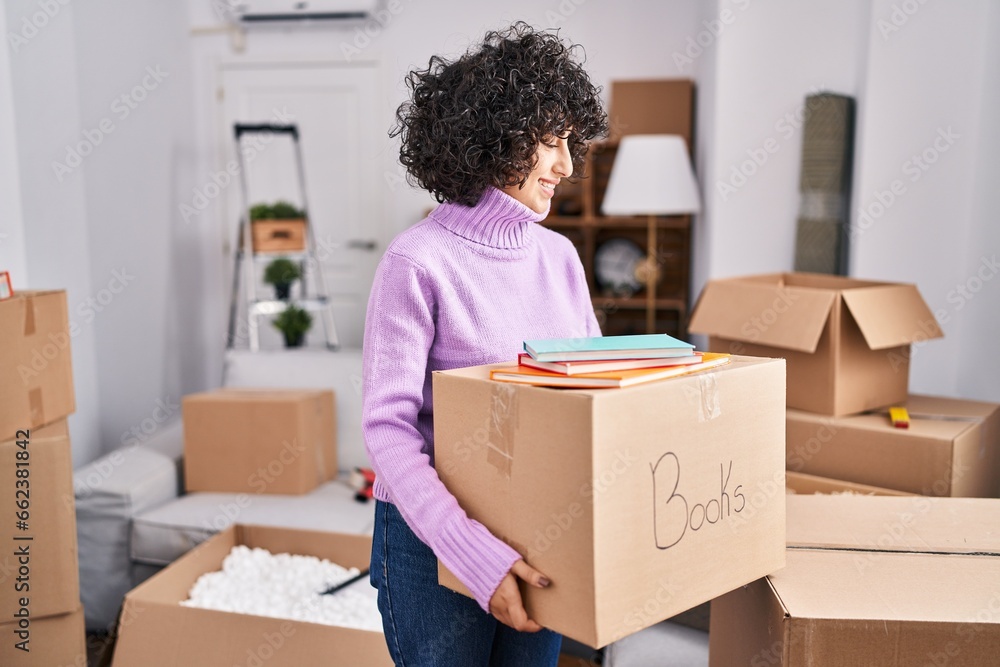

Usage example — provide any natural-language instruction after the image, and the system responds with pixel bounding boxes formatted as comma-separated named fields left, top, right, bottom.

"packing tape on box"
left=486, top=383, right=519, bottom=477
left=695, top=372, right=722, bottom=422
left=28, top=388, right=44, bottom=425
left=23, top=294, right=36, bottom=336
left=314, top=438, right=327, bottom=485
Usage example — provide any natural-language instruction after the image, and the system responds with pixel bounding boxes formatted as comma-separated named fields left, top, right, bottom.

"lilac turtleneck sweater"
left=362, top=186, right=600, bottom=612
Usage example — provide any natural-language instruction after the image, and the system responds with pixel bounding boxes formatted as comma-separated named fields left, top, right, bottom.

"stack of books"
left=490, top=334, right=731, bottom=388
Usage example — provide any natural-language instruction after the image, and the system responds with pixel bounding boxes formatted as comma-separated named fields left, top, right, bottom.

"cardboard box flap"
left=772, top=549, right=1000, bottom=622
left=784, top=470, right=913, bottom=496
left=841, top=284, right=942, bottom=350
left=190, top=388, right=333, bottom=402
left=786, top=495, right=1000, bottom=554
left=688, top=280, right=835, bottom=352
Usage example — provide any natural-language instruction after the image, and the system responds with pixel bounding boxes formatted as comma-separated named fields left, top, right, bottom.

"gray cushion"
left=222, top=348, right=369, bottom=472
left=604, top=621, right=709, bottom=667
left=74, top=419, right=184, bottom=632
left=131, top=478, right=376, bottom=566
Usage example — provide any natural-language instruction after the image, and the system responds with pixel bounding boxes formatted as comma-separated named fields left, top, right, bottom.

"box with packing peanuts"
left=433, top=356, right=786, bottom=648
left=689, top=272, right=942, bottom=416
left=111, top=524, right=392, bottom=667
left=0, top=420, right=81, bottom=621
left=784, top=470, right=913, bottom=496
left=182, top=389, right=337, bottom=495
left=710, top=495, right=1000, bottom=666
left=0, top=290, right=76, bottom=439
left=0, top=605, right=86, bottom=666
left=786, top=394, right=1000, bottom=497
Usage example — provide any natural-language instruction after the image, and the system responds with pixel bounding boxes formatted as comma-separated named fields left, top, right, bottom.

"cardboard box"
left=0, top=605, right=86, bottom=667
left=0, top=290, right=76, bottom=439
left=786, top=394, right=1000, bottom=497
left=111, top=524, right=392, bottom=667
left=688, top=272, right=942, bottom=416
left=710, top=495, right=1000, bottom=666
left=609, top=79, right=694, bottom=146
left=785, top=470, right=912, bottom=496
left=0, top=420, right=81, bottom=621
left=183, top=389, right=336, bottom=495
left=433, top=356, right=786, bottom=648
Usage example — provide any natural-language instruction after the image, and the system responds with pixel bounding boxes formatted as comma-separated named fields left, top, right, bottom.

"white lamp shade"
left=601, top=135, right=701, bottom=216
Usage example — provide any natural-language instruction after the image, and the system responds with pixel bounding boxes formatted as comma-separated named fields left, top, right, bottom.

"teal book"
left=523, top=334, right=695, bottom=362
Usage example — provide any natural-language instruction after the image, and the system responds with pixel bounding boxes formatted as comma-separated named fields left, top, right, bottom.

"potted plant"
left=272, top=303, right=312, bottom=348
left=263, top=257, right=301, bottom=300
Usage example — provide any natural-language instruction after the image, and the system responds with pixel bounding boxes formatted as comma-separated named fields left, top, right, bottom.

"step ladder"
left=225, top=123, right=340, bottom=351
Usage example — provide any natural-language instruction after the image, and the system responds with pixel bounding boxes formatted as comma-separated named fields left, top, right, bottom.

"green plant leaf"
left=263, top=257, right=302, bottom=285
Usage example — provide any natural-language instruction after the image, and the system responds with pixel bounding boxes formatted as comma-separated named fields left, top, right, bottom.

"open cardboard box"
left=689, top=272, right=942, bottom=416
left=433, top=355, right=786, bottom=648
left=112, top=524, right=391, bottom=667
left=786, top=394, right=1000, bottom=496
left=710, top=495, right=1000, bottom=665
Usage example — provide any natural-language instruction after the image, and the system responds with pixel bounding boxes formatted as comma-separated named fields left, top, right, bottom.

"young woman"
left=363, top=23, right=607, bottom=666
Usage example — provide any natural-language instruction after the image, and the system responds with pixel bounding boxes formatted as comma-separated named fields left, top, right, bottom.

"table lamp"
left=601, top=134, right=701, bottom=333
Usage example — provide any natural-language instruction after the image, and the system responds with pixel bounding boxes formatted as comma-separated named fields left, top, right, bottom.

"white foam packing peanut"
left=181, top=545, right=383, bottom=632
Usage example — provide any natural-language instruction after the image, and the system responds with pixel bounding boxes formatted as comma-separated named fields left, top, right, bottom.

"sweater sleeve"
left=569, top=243, right=602, bottom=337
left=361, top=250, right=522, bottom=613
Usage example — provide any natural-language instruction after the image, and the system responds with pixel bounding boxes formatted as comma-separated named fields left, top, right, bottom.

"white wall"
left=851, top=0, right=996, bottom=399
left=70, top=0, right=200, bottom=452
left=4, top=0, right=103, bottom=466
left=0, top=7, right=29, bottom=286
left=955, top=1, right=1000, bottom=402
left=695, top=0, right=869, bottom=294
left=4, top=0, right=196, bottom=465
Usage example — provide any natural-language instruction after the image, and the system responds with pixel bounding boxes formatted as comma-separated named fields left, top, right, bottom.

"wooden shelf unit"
left=542, top=79, right=696, bottom=338
left=545, top=146, right=693, bottom=338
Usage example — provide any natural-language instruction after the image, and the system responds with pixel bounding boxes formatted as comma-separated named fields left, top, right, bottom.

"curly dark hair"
left=391, top=22, right=608, bottom=206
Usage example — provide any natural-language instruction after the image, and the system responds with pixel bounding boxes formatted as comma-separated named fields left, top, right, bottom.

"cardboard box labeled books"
left=183, top=389, right=336, bottom=495
left=0, top=290, right=76, bottom=439
left=0, top=420, right=81, bottom=621
left=710, top=495, right=1000, bottom=666
left=0, top=605, right=86, bottom=667
left=433, top=356, right=786, bottom=648
left=786, top=394, right=1000, bottom=497
left=689, top=272, right=942, bottom=416
left=111, top=525, right=392, bottom=667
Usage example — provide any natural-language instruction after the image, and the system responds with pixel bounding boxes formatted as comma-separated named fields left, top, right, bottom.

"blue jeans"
left=370, top=500, right=562, bottom=666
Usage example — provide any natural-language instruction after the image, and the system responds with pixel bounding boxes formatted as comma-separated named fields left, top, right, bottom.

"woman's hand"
left=489, top=559, right=551, bottom=632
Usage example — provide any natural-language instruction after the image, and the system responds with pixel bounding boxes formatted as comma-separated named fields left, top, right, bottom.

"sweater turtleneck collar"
left=429, top=186, right=548, bottom=249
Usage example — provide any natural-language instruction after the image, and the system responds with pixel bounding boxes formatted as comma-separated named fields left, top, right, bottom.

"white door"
left=219, top=60, right=383, bottom=350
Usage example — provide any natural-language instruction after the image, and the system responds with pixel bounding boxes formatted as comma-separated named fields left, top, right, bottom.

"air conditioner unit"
left=227, top=0, right=379, bottom=22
